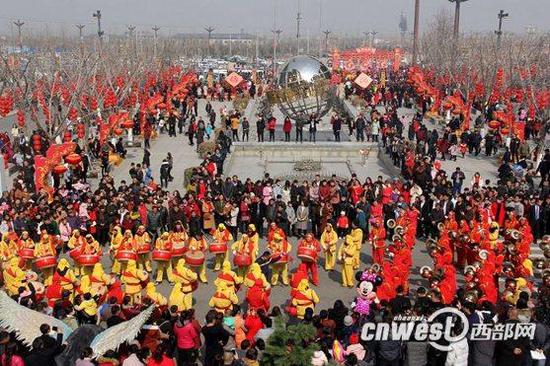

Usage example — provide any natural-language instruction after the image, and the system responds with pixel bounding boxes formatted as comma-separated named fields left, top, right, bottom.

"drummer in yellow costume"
left=171, top=258, right=198, bottom=310
left=351, top=224, right=363, bottom=269
left=144, top=282, right=168, bottom=306
left=320, top=223, right=338, bottom=271
left=3, top=257, right=26, bottom=296
left=80, top=263, right=112, bottom=298
left=121, top=259, right=148, bottom=304
left=135, top=225, right=152, bottom=272
left=17, top=231, right=35, bottom=270
left=54, top=258, right=79, bottom=294
left=232, top=234, right=254, bottom=280
left=0, top=233, right=17, bottom=262
left=188, top=233, right=208, bottom=283
left=113, top=230, right=137, bottom=274
left=34, top=234, right=56, bottom=285
left=214, top=260, right=242, bottom=291
left=169, top=221, right=188, bottom=270
left=268, top=233, right=291, bottom=286
left=209, top=281, right=239, bottom=313
left=67, top=229, right=86, bottom=276
left=212, top=224, right=233, bottom=271
left=154, top=232, right=174, bottom=284
left=109, top=226, right=124, bottom=274
left=338, top=234, right=357, bottom=287
left=79, top=234, right=102, bottom=276
left=291, top=278, right=320, bottom=319
left=246, top=224, right=260, bottom=261
left=244, top=263, right=270, bottom=289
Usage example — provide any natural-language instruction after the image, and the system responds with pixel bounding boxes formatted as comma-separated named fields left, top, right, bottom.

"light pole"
left=412, top=0, right=420, bottom=64
left=363, top=32, right=370, bottom=47
left=272, top=29, right=282, bottom=77
left=449, top=0, right=468, bottom=41
left=152, top=26, right=160, bottom=59
left=204, top=26, right=215, bottom=57
left=495, top=9, right=509, bottom=49
left=296, top=11, right=302, bottom=54
left=127, top=25, right=136, bottom=57
left=370, top=30, right=378, bottom=47
left=75, top=24, right=85, bottom=56
left=92, top=10, right=104, bottom=57
left=13, top=20, right=24, bottom=51
left=322, top=30, right=331, bottom=56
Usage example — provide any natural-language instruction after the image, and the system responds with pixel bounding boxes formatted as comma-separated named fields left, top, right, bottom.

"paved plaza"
left=84, top=98, right=508, bottom=319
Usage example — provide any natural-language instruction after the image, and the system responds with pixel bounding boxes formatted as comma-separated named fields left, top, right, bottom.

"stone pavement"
left=93, top=98, right=510, bottom=320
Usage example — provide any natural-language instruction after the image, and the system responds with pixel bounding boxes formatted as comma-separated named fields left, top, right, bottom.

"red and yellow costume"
left=298, top=233, right=320, bottom=286
left=121, top=259, right=148, bottom=304
left=112, top=230, right=137, bottom=274
left=338, top=234, right=357, bottom=287
left=290, top=279, right=319, bottom=319
left=188, top=235, right=208, bottom=283
left=135, top=225, right=152, bottom=272
left=209, top=281, right=239, bottom=313
left=3, top=257, right=26, bottom=296
left=268, top=233, right=291, bottom=286
left=244, top=263, right=271, bottom=311
left=212, top=224, right=233, bottom=271
left=169, top=258, right=198, bottom=311
left=369, top=220, right=386, bottom=265
left=320, top=224, right=338, bottom=270
left=34, top=234, right=56, bottom=285
left=154, top=232, right=173, bottom=283
left=144, top=282, right=167, bottom=306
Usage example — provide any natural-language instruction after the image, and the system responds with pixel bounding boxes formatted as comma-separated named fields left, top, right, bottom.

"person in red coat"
left=244, top=308, right=264, bottom=344
left=246, top=279, right=270, bottom=312
left=283, top=117, right=292, bottom=142
left=297, top=234, right=321, bottom=286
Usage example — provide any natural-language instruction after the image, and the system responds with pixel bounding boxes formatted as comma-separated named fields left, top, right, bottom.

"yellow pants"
left=213, top=253, right=227, bottom=271
left=342, top=260, right=354, bottom=287
left=325, top=251, right=336, bottom=271
left=182, top=292, right=193, bottom=310
left=271, top=263, right=289, bottom=286
left=353, top=245, right=362, bottom=270
left=138, top=253, right=152, bottom=272
left=42, top=268, right=54, bottom=286
left=192, top=264, right=208, bottom=283
left=111, top=259, right=126, bottom=274
left=155, top=261, right=173, bottom=283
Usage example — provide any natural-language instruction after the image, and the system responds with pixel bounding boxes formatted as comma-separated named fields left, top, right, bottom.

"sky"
left=1, top=0, right=548, bottom=38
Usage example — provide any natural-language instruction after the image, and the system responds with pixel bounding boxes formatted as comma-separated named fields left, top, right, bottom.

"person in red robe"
left=297, top=234, right=321, bottom=286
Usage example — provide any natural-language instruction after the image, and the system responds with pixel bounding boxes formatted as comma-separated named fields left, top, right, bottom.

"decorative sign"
left=355, top=73, right=373, bottom=89
left=225, top=72, right=243, bottom=88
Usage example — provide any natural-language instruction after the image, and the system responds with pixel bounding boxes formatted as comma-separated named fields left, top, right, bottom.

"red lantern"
left=65, top=153, right=82, bottom=165
left=501, top=128, right=509, bottom=135
left=16, top=110, right=25, bottom=127
left=452, top=108, right=462, bottom=115
left=488, top=120, right=500, bottom=129
left=63, top=131, right=72, bottom=143
left=77, top=123, right=86, bottom=139
left=120, top=119, right=134, bottom=129
left=442, top=101, right=453, bottom=110
left=53, top=165, right=67, bottom=175
left=113, top=127, right=124, bottom=136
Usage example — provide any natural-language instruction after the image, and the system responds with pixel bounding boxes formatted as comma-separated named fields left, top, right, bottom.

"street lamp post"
left=272, top=29, right=282, bottom=77
left=204, top=26, right=215, bottom=57
left=322, top=30, right=331, bottom=56
left=92, top=10, right=104, bottom=57
left=412, top=0, right=420, bottom=64
left=152, top=26, right=160, bottom=59
left=495, top=10, right=509, bottom=49
left=449, top=0, right=468, bottom=41
left=13, top=20, right=24, bottom=51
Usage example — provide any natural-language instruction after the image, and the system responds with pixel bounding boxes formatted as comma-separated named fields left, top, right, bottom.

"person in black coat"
left=26, top=328, right=64, bottom=366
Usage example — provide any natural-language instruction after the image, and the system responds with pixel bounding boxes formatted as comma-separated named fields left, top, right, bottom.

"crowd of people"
left=0, top=63, right=548, bottom=366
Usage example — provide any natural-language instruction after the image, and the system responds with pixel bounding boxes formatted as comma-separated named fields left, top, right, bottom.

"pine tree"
left=261, top=317, right=319, bottom=366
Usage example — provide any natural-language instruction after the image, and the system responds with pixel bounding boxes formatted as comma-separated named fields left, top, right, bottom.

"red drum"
left=297, top=247, right=317, bottom=263
left=209, top=242, right=228, bottom=254
left=69, top=248, right=81, bottom=260
left=137, top=244, right=151, bottom=255
left=116, top=250, right=138, bottom=262
left=184, top=251, right=205, bottom=267
left=77, top=254, right=100, bottom=266
left=18, top=248, right=35, bottom=259
left=34, top=256, right=57, bottom=270
left=171, top=243, right=187, bottom=257
left=234, top=253, right=252, bottom=267
left=152, top=250, right=172, bottom=262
